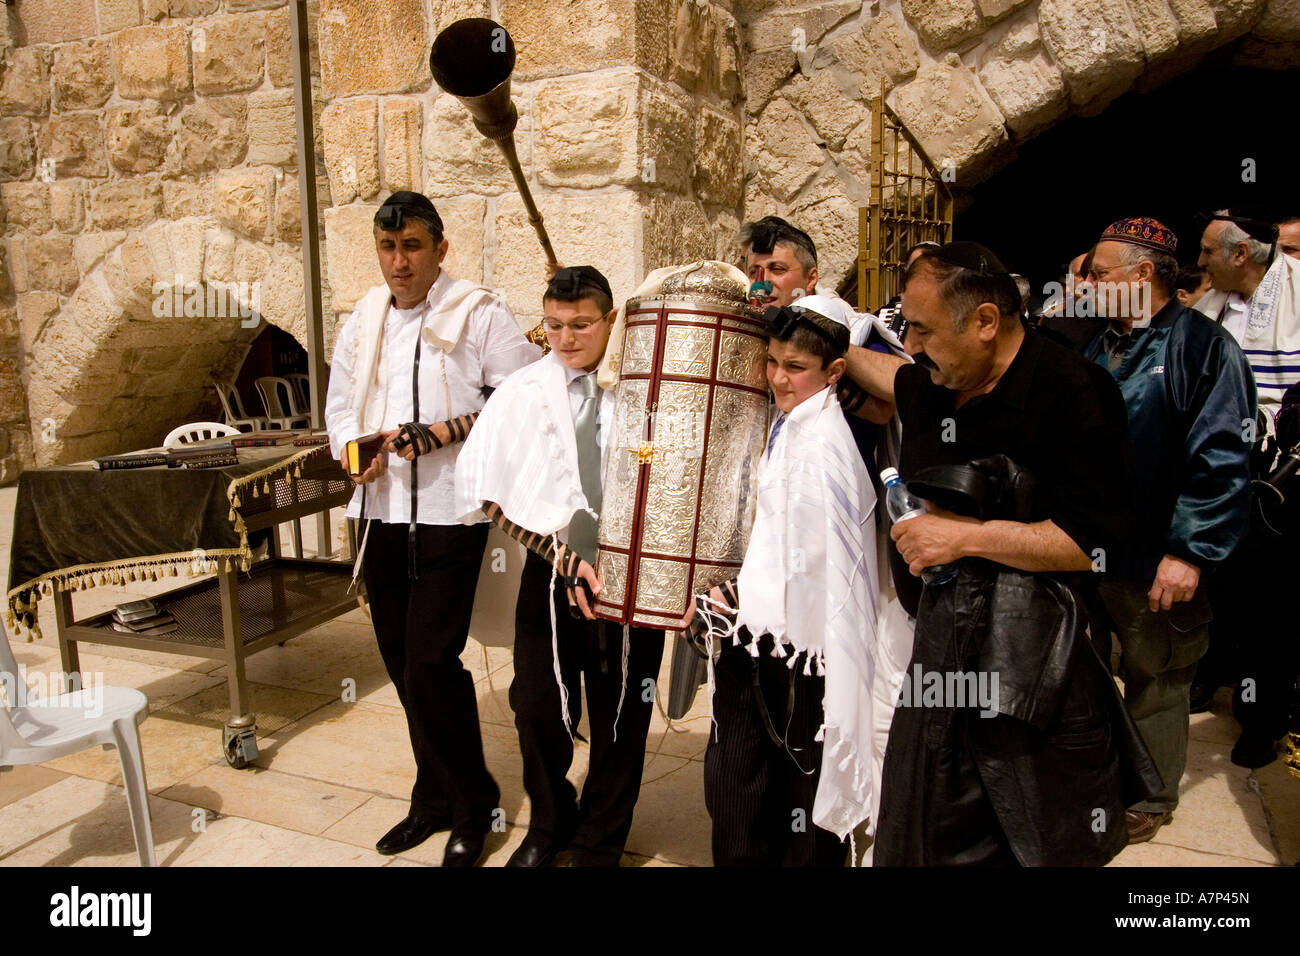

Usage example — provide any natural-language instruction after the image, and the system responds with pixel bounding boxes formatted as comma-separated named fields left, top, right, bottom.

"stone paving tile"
left=1110, top=841, right=1272, bottom=867
left=52, top=651, right=226, bottom=710
left=40, top=711, right=224, bottom=793
left=1256, top=759, right=1300, bottom=866
left=0, top=763, right=68, bottom=808
left=625, top=753, right=710, bottom=867
left=157, top=680, right=335, bottom=737
left=1157, top=738, right=1278, bottom=864
left=319, top=793, right=524, bottom=866
left=160, top=764, right=373, bottom=836
left=1188, top=692, right=1243, bottom=746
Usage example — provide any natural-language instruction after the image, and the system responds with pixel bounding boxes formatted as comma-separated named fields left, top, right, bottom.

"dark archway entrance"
left=957, top=57, right=1299, bottom=294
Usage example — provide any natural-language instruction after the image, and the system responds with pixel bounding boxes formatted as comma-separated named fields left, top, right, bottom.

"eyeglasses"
left=1085, top=262, right=1134, bottom=282
left=543, top=316, right=608, bottom=334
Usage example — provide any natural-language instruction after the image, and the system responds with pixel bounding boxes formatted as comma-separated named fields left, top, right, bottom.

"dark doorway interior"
left=233, top=325, right=311, bottom=420
left=956, top=56, right=1298, bottom=294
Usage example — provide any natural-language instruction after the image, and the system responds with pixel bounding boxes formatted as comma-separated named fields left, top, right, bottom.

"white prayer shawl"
left=735, top=385, right=879, bottom=840
left=348, top=275, right=500, bottom=434
left=454, top=349, right=603, bottom=535
left=1195, top=254, right=1300, bottom=433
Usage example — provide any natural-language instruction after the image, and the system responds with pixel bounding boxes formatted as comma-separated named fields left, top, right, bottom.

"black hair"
left=738, top=216, right=818, bottom=272
left=765, top=305, right=848, bottom=368
left=1174, top=264, right=1206, bottom=294
left=374, top=191, right=444, bottom=243
left=904, top=253, right=1021, bottom=332
left=543, top=265, right=614, bottom=315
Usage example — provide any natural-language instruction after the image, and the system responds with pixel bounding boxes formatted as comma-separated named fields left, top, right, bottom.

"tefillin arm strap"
left=408, top=334, right=421, bottom=581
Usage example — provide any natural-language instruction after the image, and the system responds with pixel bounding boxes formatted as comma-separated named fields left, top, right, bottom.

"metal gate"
left=857, top=87, right=954, bottom=314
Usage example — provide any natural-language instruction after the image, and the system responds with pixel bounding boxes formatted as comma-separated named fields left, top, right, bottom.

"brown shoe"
left=1125, top=809, right=1172, bottom=845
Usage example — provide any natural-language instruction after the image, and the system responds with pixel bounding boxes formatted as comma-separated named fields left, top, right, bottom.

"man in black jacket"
left=847, top=242, right=1159, bottom=865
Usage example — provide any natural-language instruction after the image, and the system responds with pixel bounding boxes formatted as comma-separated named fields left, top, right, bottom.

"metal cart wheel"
left=223, top=718, right=259, bottom=769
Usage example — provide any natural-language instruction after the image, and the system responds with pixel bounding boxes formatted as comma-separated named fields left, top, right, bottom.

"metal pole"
left=289, top=0, right=332, bottom=556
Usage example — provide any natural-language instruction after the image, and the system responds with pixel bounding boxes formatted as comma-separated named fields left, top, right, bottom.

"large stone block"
left=1207, top=0, right=1268, bottom=40
left=491, top=190, right=642, bottom=324
left=887, top=55, right=1010, bottom=185
left=247, top=89, right=297, bottom=167
left=1038, top=0, right=1144, bottom=106
left=98, top=0, right=143, bottom=32
left=322, top=97, right=379, bottom=204
left=978, top=49, right=1068, bottom=139
left=193, top=14, right=266, bottom=95
left=229, top=0, right=285, bottom=9
left=179, top=95, right=249, bottom=173
left=72, top=231, right=125, bottom=274
left=255, top=251, right=305, bottom=340
left=106, top=103, right=172, bottom=174
left=994, top=16, right=1041, bottom=56
left=5, top=238, right=28, bottom=293
left=1129, top=0, right=1183, bottom=64
left=668, top=0, right=743, bottom=101
left=536, top=71, right=640, bottom=188
left=438, top=195, right=486, bottom=285
left=12, top=0, right=96, bottom=46
left=18, top=291, right=61, bottom=352
left=0, top=360, right=27, bottom=423
left=318, top=0, right=428, bottom=97
left=0, top=246, right=10, bottom=299
left=114, top=24, right=192, bottom=100
left=500, top=0, right=639, bottom=79
left=203, top=228, right=236, bottom=284
left=1254, top=0, right=1300, bottom=39
left=641, top=195, right=714, bottom=273
left=901, top=0, right=986, bottom=50
left=422, top=91, right=531, bottom=199
left=266, top=6, right=293, bottom=87
left=0, top=118, right=35, bottom=182
left=382, top=97, right=421, bottom=193
left=39, top=113, right=108, bottom=179
left=785, top=67, right=870, bottom=151
left=90, top=177, right=163, bottom=230
left=692, top=107, right=742, bottom=209
left=143, top=218, right=205, bottom=285
left=977, top=0, right=1032, bottom=21
left=234, top=238, right=273, bottom=290
left=640, top=83, right=694, bottom=195
left=164, top=180, right=212, bottom=219
left=215, top=167, right=276, bottom=241
left=744, top=46, right=798, bottom=117
left=323, top=203, right=384, bottom=313
left=748, top=97, right=825, bottom=203
left=167, top=0, right=220, bottom=15
left=50, top=181, right=86, bottom=233
left=52, top=39, right=113, bottom=111
left=25, top=237, right=80, bottom=294
left=1168, top=0, right=1220, bottom=45
left=275, top=174, right=300, bottom=242
left=1, top=47, right=50, bottom=116
left=743, top=0, right=860, bottom=52
left=1, top=182, right=52, bottom=234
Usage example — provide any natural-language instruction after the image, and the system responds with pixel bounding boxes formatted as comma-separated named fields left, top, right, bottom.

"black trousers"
left=704, top=635, right=848, bottom=868
left=510, top=551, right=665, bottom=866
left=362, top=520, right=499, bottom=833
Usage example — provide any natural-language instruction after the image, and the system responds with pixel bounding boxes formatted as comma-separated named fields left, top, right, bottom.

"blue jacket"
left=1084, top=299, right=1255, bottom=581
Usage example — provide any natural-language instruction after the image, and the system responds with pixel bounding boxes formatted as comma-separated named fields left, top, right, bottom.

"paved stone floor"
left=1, top=486, right=1296, bottom=867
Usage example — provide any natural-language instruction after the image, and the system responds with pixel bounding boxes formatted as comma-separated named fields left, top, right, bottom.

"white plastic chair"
left=286, top=373, right=312, bottom=415
left=163, top=421, right=240, bottom=448
left=214, top=379, right=268, bottom=433
left=0, top=633, right=156, bottom=866
left=255, top=376, right=311, bottom=430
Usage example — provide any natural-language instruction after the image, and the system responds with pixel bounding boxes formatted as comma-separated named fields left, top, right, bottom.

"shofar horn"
left=430, top=18, right=558, bottom=267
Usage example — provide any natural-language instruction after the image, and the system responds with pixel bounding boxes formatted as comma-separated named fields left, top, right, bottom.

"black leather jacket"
left=873, top=455, right=1162, bottom=867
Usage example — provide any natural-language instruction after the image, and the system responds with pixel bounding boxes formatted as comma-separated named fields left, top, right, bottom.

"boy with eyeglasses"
left=455, top=265, right=666, bottom=867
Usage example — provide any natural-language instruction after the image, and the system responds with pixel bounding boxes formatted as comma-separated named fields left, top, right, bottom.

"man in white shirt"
left=324, top=191, right=539, bottom=864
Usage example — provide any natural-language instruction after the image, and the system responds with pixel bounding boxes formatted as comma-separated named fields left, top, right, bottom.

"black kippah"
left=374, top=192, right=444, bottom=236
left=927, top=241, right=1010, bottom=276
left=1198, top=209, right=1279, bottom=245
left=547, top=265, right=612, bottom=302
left=762, top=305, right=841, bottom=349
left=747, top=216, right=817, bottom=263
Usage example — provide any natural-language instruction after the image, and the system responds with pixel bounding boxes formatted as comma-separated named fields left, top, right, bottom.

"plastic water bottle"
left=880, top=467, right=958, bottom=586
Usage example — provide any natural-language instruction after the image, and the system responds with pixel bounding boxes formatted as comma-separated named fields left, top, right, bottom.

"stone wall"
left=4, top=0, right=1300, bottom=477
left=737, top=0, right=1300, bottom=289
left=0, top=0, right=309, bottom=469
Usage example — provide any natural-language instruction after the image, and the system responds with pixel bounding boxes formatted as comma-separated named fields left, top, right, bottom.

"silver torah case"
left=593, top=262, right=769, bottom=628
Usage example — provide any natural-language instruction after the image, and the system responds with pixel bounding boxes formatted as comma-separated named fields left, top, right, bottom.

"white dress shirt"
left=325, top=270, right=540, bottom=525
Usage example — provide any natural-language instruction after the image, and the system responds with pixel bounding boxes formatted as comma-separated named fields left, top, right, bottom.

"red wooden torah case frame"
left=593, top=268, right=769, bottom=628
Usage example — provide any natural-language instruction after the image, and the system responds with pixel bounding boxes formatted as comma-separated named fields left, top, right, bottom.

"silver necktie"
left=568, top=371, right=603, bottom=563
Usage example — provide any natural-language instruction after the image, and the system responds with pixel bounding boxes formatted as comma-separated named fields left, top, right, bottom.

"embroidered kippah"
left=1100, top=217, right=1178, bottom=255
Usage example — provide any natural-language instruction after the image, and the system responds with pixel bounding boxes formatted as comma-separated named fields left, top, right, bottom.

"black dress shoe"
left=375, top=812, right=451, bottom=855
left=1230, top=732, right=1279, bottom=769
left=506, top=841, right=559, bottom=868
left=442, top=830, right=487, bottom=868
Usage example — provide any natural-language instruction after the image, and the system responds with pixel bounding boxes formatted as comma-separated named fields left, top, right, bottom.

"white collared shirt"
left=562, top=363, right=615, bottom=453
left=325, top=270, right=540, bottom=525
left=1217, top=292, right=1249, bottom=344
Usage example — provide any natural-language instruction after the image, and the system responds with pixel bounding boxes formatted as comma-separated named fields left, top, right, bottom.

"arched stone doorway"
left=957, top=59, right=1298, bottom=289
